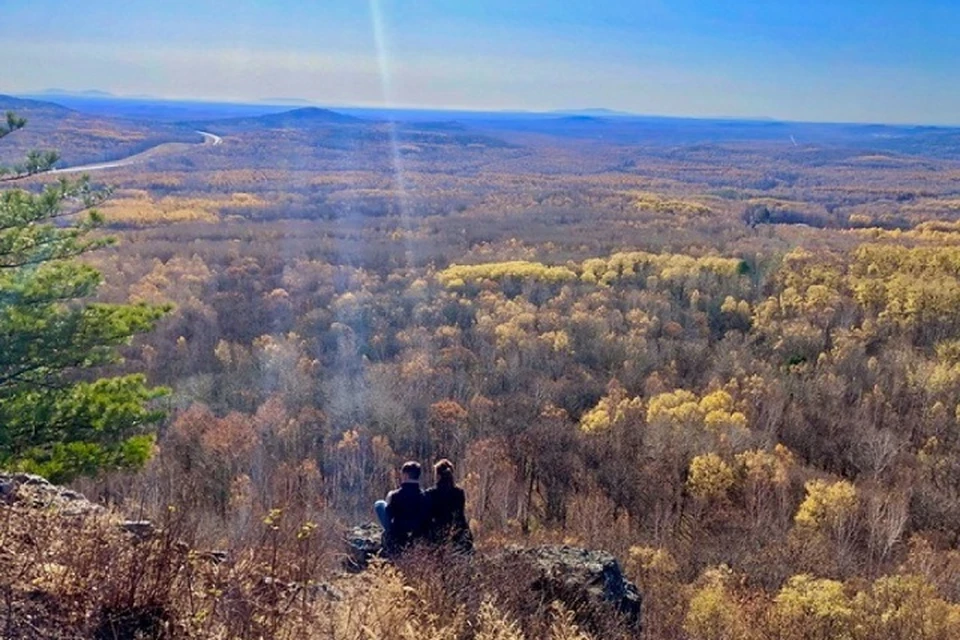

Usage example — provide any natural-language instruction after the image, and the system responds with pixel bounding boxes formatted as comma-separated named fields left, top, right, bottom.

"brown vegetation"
left=8, top=101, right=960, bottom=637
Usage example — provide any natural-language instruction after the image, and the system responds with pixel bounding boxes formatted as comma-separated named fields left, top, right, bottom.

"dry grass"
left=0, top=502, right=632, bottom=639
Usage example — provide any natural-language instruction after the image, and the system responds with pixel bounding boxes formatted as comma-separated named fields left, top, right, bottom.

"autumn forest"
left=5, top=92, right=960, bottom=639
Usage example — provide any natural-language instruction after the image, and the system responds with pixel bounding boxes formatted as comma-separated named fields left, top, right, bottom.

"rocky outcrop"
left=345, top=522, right=386, bottom=571
left=0, top=473, right=167, bottom=545
left=496, top=545, right=642, bottom=631
left=345, top=523, right=642, bottom=632
left=0, top=472, right=103, bottom=516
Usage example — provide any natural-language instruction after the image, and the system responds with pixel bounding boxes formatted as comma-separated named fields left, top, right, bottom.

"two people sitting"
left=374, top=458, right=473, bottom=556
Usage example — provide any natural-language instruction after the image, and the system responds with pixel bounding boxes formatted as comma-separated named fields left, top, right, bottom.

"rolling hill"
left=189, top=107, right=365, bottom=132
left=0, top=95, right=199, bottom=167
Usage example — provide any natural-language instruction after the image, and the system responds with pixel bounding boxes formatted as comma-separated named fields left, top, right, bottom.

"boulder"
left=496, top=545, right=642, bottom=631
left=0, top=472, right=103, bottom=516
left=0, top=477, right=14, bottom=502
left=118, top=520, right=157, bottom=540
left=345, top=522, right=384, bottom=571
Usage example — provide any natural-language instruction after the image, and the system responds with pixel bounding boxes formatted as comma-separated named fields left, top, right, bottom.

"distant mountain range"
left=33, top=88, right=119, bottom=98
left=6, top=92, right=960, bottom=160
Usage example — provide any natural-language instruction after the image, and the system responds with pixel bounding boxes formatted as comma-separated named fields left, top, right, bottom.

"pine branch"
left=0, top=110, right=167, bottom=480
left=0, top=150, right=60, bottom=181
left=0, top=111, right=27, bottom=138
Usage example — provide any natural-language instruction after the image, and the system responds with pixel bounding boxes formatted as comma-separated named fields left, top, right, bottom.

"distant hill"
left=551, top=108, right=636, bottom=117
left=17, top=95, right=300, bottom=123
left=0, top=94, right=73, bottom=116
left=191, top=107, right=366, bottom=132
left=555, top=115, right=609, bottom=124
left=0, top=94, right=197, bottom=167
left=34, top=88, right=117, bottom=98
left=450, top=111, right=960, bottom=157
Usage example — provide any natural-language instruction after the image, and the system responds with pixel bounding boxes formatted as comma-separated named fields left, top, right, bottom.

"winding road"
left=50, top=130, right=223, bottom=175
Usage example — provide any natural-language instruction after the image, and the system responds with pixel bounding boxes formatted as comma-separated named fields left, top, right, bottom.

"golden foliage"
left=438, top=261, right=578, bottom=288
left=687, top=453, right=736, bottom=501
left=438, top=250, right=745, bottom=291
left=629, top=191, right=712, bottom=216
left=647, top=388, right=748, bottom=441
left=772, top=575, right=854, bottom=640
left=684, top=566, right=748, bottom=640
left=795, top=479, right=858, bottom=531
left=581, top=251, right=745, bottom=287
left=99, top=189, right=266, bottom=225
left=579, top=382, right=643, bottom=434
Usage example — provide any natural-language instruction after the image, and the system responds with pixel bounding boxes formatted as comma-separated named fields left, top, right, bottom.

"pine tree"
left=0, top=110, right=168, bottom=482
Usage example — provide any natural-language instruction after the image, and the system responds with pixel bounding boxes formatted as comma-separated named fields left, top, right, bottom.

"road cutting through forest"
left=50, top=130, right=222, bottom=174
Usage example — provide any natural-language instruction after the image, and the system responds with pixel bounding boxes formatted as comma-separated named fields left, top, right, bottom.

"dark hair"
left=401, top=461, right=421, bottom=480
left=434, top=459, right=454, bottom=486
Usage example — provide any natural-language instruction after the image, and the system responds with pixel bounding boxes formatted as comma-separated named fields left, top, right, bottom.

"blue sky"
left=2, top=0, right=959, bottom=124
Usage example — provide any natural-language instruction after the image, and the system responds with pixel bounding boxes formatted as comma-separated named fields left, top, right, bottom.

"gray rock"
left=16, top=473, right=51, bottom=486
left=497, top=545, right=642, bottom=631
left=0, top=478, right=14, bottom=501
left=345, top=522, right=384, bottom=571
left=119, top=520, right=156, bottom=539
left=0, top=471, right=103, bottom=515
left=199, top=550, right=228, bottom=564
left=344, top=523, right=642, bottom=631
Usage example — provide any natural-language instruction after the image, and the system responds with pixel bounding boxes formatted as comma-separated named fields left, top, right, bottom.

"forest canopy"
left=6, top=94, right=960, bottom=638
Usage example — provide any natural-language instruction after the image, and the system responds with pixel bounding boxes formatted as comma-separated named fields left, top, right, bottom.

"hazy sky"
left=3, top=0, right=960, bottom=124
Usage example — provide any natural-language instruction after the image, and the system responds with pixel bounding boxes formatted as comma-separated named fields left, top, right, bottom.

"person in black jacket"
left=424, top=459, right=473, bottom=553
left=375, top=461, right=428, bottom=556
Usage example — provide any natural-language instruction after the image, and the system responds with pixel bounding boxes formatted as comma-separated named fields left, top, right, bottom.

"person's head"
left=434, top=458, right=455, bottom=487
left=401, top=461, right=421, bottom=483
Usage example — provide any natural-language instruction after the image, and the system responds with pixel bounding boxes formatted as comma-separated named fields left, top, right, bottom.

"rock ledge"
left=0, top=472, right=103, bottom=516
left=346, top=523, right=642, bottom=631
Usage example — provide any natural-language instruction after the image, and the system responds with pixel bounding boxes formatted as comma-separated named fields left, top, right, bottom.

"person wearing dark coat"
left=375, top=461, right=428, bottom=556
left=424, top=459, right=473, bottom=553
